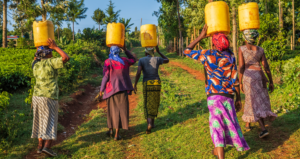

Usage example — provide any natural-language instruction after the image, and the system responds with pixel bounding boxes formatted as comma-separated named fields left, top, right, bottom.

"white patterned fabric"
left=31, top=96, right=59, bottom=140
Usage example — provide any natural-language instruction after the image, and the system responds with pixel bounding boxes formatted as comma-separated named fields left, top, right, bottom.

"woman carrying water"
left=183, top=25, right=249, bottom=159
left=100, top=45, right=136, bottom=141
left=133, top=46, right=169, bottom=134
left=238, top=29, right=277, bottom=138
left=31, top=38, right=70, bottom=157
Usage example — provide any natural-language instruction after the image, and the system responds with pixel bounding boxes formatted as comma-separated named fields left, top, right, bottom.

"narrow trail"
left=169, top=61, right=205, bottom=81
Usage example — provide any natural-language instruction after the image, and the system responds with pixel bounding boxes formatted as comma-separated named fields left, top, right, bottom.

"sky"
left=7, top=0, right=161, bottom=34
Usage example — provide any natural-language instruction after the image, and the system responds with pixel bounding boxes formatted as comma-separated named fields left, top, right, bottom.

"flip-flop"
left=245, top=126, right=254, bottom=132
left=211, top=150, right=218, bottom=159
left=146, top=124, right=152, bottom=134
left=37, top=148, right=43, bottom=154
left=106, top=130, right=113, bottom=137
left=114, top=135, right=122, bottom=141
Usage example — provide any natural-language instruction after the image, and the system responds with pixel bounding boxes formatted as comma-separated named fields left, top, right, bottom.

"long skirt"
left=143, top=80, right=161, bottom=119
left=208, top=95, right=250, bottom=151
left=31, top=96, right=59, bottom=140
left=242, top=69, right=277, bottom=123
left=106, top=91, right=129, bottom=129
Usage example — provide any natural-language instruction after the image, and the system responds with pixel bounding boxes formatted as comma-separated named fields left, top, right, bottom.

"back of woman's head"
left=212, top=33, right=229, bottom=52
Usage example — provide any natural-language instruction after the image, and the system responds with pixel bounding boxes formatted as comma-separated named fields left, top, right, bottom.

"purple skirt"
left=207, top=95, right=250, bottom=151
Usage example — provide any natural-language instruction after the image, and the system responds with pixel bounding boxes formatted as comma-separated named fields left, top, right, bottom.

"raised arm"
left=187, top=24, right=208, bottom=49
left=238, top=47, right=245, bottom=93
left=261, top=51, right=274, bottom=93
left=48, top=38, right=70, bottom=63
left=155, top=46, right=169, bottom=63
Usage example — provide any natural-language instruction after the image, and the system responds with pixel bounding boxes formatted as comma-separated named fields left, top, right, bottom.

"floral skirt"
left=208, top=95, right=250, bottom=151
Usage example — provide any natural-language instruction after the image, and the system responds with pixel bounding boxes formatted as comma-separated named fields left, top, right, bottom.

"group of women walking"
left=30, top=25, right=276, bottom=158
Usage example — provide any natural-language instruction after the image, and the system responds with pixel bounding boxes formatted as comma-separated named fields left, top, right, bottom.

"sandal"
left=259, top=130, right=269, bottom=138
left=211, top=150, right=218, bottom=159
left=37, top=148, right=43, bottom=154
left=42, top=147, right=57, bottom=157
left=106, top=130, right=113, bottom=137
left=146, top=124, right=152, bottom=134
left=245, top=126, right=254, bottom=132
left=114, top=135, right=122, bottom=141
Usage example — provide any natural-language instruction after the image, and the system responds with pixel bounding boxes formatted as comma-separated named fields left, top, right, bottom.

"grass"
left=0, top=66, right=103, bottom=159
left=2, top=47, right=300, bottom=158
left=49, top=47, right=300, bottom=158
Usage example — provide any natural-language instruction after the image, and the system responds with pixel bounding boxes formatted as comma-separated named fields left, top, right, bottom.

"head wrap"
left=109, top=46, right=125, bottom=65
left=32, top=46, right=53, bottom=69
left=242, top=29, right=259, bottom=45
left=212, top=33, right=230, bottom=52
left=145, top=47, right=155, bottom=57
left=212, top=33, right=234, bottom=64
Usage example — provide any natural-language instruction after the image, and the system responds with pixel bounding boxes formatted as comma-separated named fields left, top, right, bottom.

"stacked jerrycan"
left=205, top=1, right=230, bottom=36
left=33, top=21, right=55, bottom=47
left=238, top=2, right=260, bottom=31
left=140, top=24, right=157, bottom=47
left=106, top=22, right=125, bottom=47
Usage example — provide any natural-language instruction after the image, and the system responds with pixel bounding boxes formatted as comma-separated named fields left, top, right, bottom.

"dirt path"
left=169, top=61, right=205, bottom=81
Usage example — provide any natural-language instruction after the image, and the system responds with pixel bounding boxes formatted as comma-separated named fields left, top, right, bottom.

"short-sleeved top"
left=183, top=49, right=238, bottom=97
left=138, top=56, right=164, bottom=82
left=33, top=57, right=64, bottom=100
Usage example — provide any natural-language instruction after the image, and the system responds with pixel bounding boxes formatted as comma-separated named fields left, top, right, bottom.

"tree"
left=119, top=18, right=134, bottom=33
left=50, top=12, right=66, bottom=40
left=66, top=0, right=88, bottom=41
left=103, top=0, right=120, bottom=24
left=3, top=0, right=8, bottom=47
left=92, top=8, right=106, bottom=30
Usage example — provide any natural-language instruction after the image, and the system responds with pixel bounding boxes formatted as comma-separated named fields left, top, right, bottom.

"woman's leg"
left=146, top=118, right=152, bottom=134
left=214, top=147, right=225, bottom=159
left=38, top=138, right=44, bottom=150
left=115, top=129, right=119, bottom=138
left=151, top=118, right=155, bottom=128
left=258, top=118, right=266, bottom=131
left=44, top=140, right=52, bottom=149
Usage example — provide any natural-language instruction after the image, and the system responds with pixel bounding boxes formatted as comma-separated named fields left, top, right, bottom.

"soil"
left=169, top=61, right=205, bottom=81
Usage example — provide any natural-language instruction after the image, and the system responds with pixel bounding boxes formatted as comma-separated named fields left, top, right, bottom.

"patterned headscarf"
left=212, top=33, right=234, bottom=64
left=242, top=29, right=259, bottom=45
left=32, top=46, right=53, bottom=69
left=109, top=46, right=125, bottom=65
left=145, top=47, right=155, bottom=57
left=212, top=33, right=230, bottom=52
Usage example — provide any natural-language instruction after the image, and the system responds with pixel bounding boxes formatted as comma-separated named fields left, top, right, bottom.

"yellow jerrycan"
left=140, top=24, right=157, bottom=47
left=238, top=2, right=260, bottom=31
left=106, top=23, right=125, bottom=47
left=205, top=1, right=230, bottom=36
left=33, top=20, right=55, bottom=47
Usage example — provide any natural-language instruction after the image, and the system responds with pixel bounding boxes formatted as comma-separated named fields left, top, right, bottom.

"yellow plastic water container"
left=106, top=23, right=125, bottom=47
left=238, top=2, right=260, bottom=31
left=205, top=1, right=230, bottom=36
left=140, top=24, right=157, bottom=47
left=33, top=20, right=55, bottom=47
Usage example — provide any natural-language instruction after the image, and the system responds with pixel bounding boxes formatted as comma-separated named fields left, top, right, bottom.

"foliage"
left=0, top=92, right=10, bottom=112
left=261, top=39, right=287, bottom=61
left=58, top=35, right=71, bottom=45
left=66, top=0, right=88, bottom=40
left=16, top=38, right=34, bottom=49
left=80, top=28, right=105, bottom=44
left=91, top=8, right=106, bottom=30
left=103, top=0, right=120, bottom=24
left=7, top=40, right=15, bottom=48
left=119, top=18, right=134, bottom=33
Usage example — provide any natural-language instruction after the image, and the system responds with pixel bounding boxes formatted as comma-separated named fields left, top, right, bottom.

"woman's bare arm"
left=261, top=51, right=274, bottom=92
left=48, top=38, right=70, bottom=63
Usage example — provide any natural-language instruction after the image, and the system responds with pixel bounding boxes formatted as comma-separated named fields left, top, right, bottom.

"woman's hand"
left=240, top=84, right=244, bottom=93
left=198, top=24, right=209, bottom=39
left=99, top=91, right=103, bottom=98
left=133, top=85, right=137, bottom=94
left=47, top=38, right=58, bottom=50
left=155, top=45, right=160, bottom=52
left=269, top=83, right=274, bottom=93
left=235, top=100, right=242, bottom=112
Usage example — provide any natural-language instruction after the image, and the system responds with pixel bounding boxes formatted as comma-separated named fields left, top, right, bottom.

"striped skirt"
left=143, top=80, right=161, bottom=119
left=31, top=96, right=59, bottom=140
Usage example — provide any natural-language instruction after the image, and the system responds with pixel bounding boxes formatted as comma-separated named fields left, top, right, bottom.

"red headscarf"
left=212, top=33, right=229, bottom=51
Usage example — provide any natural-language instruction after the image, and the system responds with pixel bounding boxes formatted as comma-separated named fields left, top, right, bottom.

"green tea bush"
left=261, top=40, right=286, bottom=61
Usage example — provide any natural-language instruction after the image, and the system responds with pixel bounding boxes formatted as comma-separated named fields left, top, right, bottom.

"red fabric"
left=212, top=33, right=229, bottom=51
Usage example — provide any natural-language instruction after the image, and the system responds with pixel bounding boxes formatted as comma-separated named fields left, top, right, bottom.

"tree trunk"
left=2, top=0, right=7, bottom=48
left=279, top=0, right=283, bottom=29
left=41, top=0, right=46, bottom=21
left=30, top=30, right=33, bottom=40
left=265, top=0, right=268, bottom=14
left=232, top=6, right=237, bottom=61
left=57, top=26, right=59, bottom=40
left=99, top=24, right=100, bottom=30
left=176, top=0, right=183, bottom=56
left=292, top=0, right=295, bottom=50
left=72, top=21, right=75, bottom=41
